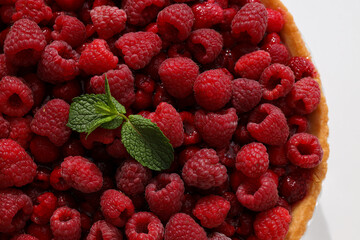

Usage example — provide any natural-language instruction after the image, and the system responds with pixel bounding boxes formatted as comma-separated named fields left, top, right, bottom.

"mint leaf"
left=121, top=115, right=174, bottom=171
left=100, top=116, right=123, bottom=130
left=87, top=115, right=117, bottom=136
left=104, top=74, right=117, bottom=112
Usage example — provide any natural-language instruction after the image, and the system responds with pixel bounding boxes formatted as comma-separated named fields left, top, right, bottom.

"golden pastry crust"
left=260, top=0, right=330, bottom=239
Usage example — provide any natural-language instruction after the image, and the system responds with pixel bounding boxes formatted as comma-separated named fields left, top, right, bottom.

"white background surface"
left=280, top=0, right=360, bottom=239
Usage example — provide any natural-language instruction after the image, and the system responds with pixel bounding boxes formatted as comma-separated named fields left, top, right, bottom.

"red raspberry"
left=31, top=99, right=71, bottom=146
left=222, top=192, right=242, bottom=218
left=286, top=77, right=321, bottom=115
left=0, top=5, right=15, bottom=25
left=150, top=102, right=184, bottom=148
left=193, top=195, right=230, bottom=228
left=116, top=159, right=152, bottom=197
left=61, top=156, right=103, bottom=193
left=192, top=2, right=224, bottom=29
left=50, top=207, right=81, bottom=240
left=288, top=115, right=309, bottom=136
left=259, top=63, right=295, bottom=100
left=0, top=189, right=33, bottom=233
left=90, top=6, right=126, bottom=39
left=31, top=166, right=51, bottom=190
left=30, top=135, right=59, bottom=163
left=80, top=127, right=115, bottom=149
left=232, top=78, right=262, bottom=113
left=214, top=220, right=236, bottom=237
left=106, top=138, right=130, bottom=159
left=236, top=143, right=269, bottom=178
left=234, top=50, right=271, bottom=80
left=27, top=223, right=53, bottom=240
left=90, top=65, right=135, bottom=108
left=50, top=166, right=70, bottom=191
left=100, top=189, right=134, bottom=227
left=262, top=42, right=289, bottom=64
left=0, top=139, right=37, bottom=188
left=195, top=108, right=238, bottom=148
left=167, top=43, right=191, bottom=58
left=52, top=80, right=82, bottom=104
left=236, top=172, right=278, bottom=211
left=37, top=41, right=80, bottom=84
left=279, top=169, right=310, bottom=203
left=182, top=148, right=227, bottom=190
left=11, top=234, right=39, bottom=240
left=22, top=74, right=45, bottom=107
left=31, top=192, right=57, bottom=225
left=0, top=76, right=34, bottom=117
left=187, top=28, right=223, bottom=64
left=266, top=8, right=284, bottom=33
left=7, top=116, right=33, bottom=149
left=115, top=31, right=162, bottom=70
left=0, top=54, right=16, bottom=79
left=0, top=114, right=10, bottom=139
left=180, top=111, right=201, bottom=146
left=79, top=39, right=118, bottom=75
left=145, top=173, right=185, bottom=221
left=62, top=139, right=85, bottom=157
left=231, top=3, right=267, bottom=44
left=247, top=104, right=289, bottom=146
left=87, top=220, right=123, bottom=240
left=54, top=0, right=84, bottom=11
left=123, top=0, right=168, bottom=26
left=208, top=232, right=232, bottom=240
left=194, top=69, right=232, bottom=111
left=267, top=145, right=289, bottom=166
left=178, top=146, right=200, bottom=166
left=159, top=57, right=199, bottom=99
left=253, top=206, right=291, bottom=240
left=145, top=52, right=167, bottom=80
left=261, top=32, right=281, bottom=46
left=52, top=15, right=86, bottom=48
left=216, top=142, right=240, bottom=168
left=12, top=0, right=52, bottom=24
left=125, top=212, right=164, bottom=240
left=157, top=4, right=194, bottom=42
left=164, top=213, right=207, bottom=240
left=4, top=19, right=46, bottom=66
left=288, top=56, right=316, bottom=80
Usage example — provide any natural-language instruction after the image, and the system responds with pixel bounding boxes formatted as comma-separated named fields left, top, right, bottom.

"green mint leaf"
left=100, top=116, right=123, bottom=130
left=104, top=74, right=117, bottom=112
left=121, top=115, right=174, bottom=171
left=94, top=101, right=113, bottom=115
left=86, top=115, right=117, bottom=136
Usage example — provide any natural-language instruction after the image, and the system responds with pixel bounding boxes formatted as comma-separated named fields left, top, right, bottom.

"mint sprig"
left=67, top=75, right=174, bottom=171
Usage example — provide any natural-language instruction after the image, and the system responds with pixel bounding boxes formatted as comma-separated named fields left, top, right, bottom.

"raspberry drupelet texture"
left=125, top=212, right=164, bottom=240
left=268, top=145, right=289, bottom=166
left=192, top=195, right=230, bottom=228
left=50, top=166, right=70, bottom=191
left=23, top=73, right=45, bottom=107
left=0, top=114, right=10, bottom=139
left=79, top=127, right=115, bottom=150
left=159, top=57, right=199, bottom=99
left=0, top=188, right=33, bottom=233
left=262, top=42, right=290, bottom=65
left=27, top=223, right=53, bottom=240
left=0, top=139, right=37, bottom=188
left=288, top=56, right=316, bottom=80
left=192, top=2, right=224, bottom=29
left=30, top=135, right=60, bottom=163
left=182, top=148, right=228, bottom=190
left=234, top=50, right=271, bottom=80
left=87, top=220, right=123, bottom=240
left=266, top=8, right=285, bottom=33
left=31, top=192, right=57, bottom=225
left=52, top=80, right=82, bottom=104
left=11, top=234, right=39, bottom=240
left=51, top=15, right=86, bottom=48
left=232, top=78, right=263, bottom=113
left=4, top=19, right=46, bottom=66
left=288, top=115, right=309, bottom=136
left=195, top=108, right=238, bottom=148
left=12, top=0, right=52, bottom=24
left=115, top=31, right=162, bottom=70
left=37, top=40, right=80, bottom=84
left=6, top=117, right=33, bottom=149
left=164, top=213, right=207, bottom=240
left=145, top=173, right=185, bottom=221
left=61, top=156, right=103, bottom=193
left=193, top=68, right=232, bottom=111
left=157, top=4, right=194, bottom=42
left=208, top=232, right=232, bottom=240
left=30, top=99, right=71, bottom=146
left=236, top=142, right=269, bottom=178
left=0, top=76, right=34, bottom=117
left=50, top=207, right=81, bottom=240
left=100, top=189, right=134, bottom=227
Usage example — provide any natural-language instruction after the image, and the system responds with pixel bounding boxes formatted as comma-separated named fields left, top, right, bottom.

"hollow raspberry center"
left=59, top=214, right=72, bottom=222
left=266, top=76, right=281, bottom=90
left=155, top=179, right=171, bottom=191
left=8, top=94, right=23, bottom=107
left=135, top=220, right=150, bottom=234
left=297, top=143, right=313, bottom=155
left=252, top=111, right=268, bottom=124
left=193, top=43, right=206, bottom=58
left=163, top=23, right=179, bottom=37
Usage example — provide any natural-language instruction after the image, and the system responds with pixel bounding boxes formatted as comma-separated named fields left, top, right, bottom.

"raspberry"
left=100, top=189, right=134, bottom=227
left=22, top=74, right=45, bottom=107
left=222, top=191, right=242, bottom=218
left=0, top=54, right=16, bottom=79
left=123, top=0, right=168, bottom=26
left=180, top=111, right=201, bottom=145
left=90, top=6, right=126, bottom=39
left=4, top=19, right=46, bottom=66
left=288, top=56, right=316, bottom=80
left=0, top=189, right=33, bottom=233
left=55, top=0, right=84, bottom=11
left=236, top=172, right=278, bottom=211
left=279, top=169, right=310, bottom=203
left=167, top=43, right=192, bottom=58
left=31, top=192, right=57, bottom=225
left=193, top=195, right=230, bottom=228
left=145, top=173, right=185, bottom=221
left=27, top=223, right=53, bottom=240
left=182, top=148, right=227, bottom=189
left=11, top=234, right=39, bottom=240
left=0, top=139, right=37, bottom=188
left=232, top=78, right=262, bottom=113
left=37, top=41, right=80, bottom=84
left=7, top=116, right=33, bottom=149
left=193, top=69, right=232, bottom=111
left=216, top=142, right=240, bottom=168
left=31, top=99, right=71, bottom=146
left=79, top=39, right=118, bottom=75
left=262, top=43, right=289, bottom=64
left=247, top=104, right=289, bottom=146
left=192, top=2, right=224, bottom=29
left=115, top=31, right=162, bottom=70
left=80, top=128, right=115, bottom=149
left=87, top=220, right=123, bottom=240
left=236, top=143, right=269, bottom=178
left=234, top=50, right=271, bottom=80
left=288, top=115, right=309, bottom=136
left=259, top=63, right=295, bottom=100
left=286, top=77, right=321, bottom=115
left=164, top=213, right=207, bottom=240
left=31, top=166, right=51, bottom=190
left=51, top=15, right=86, bottom=48
left=261, top=32, right=281, bottom=46
left=178, top=146, right=200, bottom=166
left=125, top=212, right=164, bottom=240
left=29, top=135, right=60, bottom=163
left=106, top=138, right=130, bottom=159
left=195, top=108, right=238, bottom=148
left=116, top=159, right=152, bottom=197
left=231, top=3, right=267, bottom=44
left=145, top=52, right=167, bottom=80
left=267, top=145, right=288, bottom=166
left=12, top=0, right=52, bottom=24
left=0, top=114, right=10, bottom=139
left=62, top=139, right=85, bottom=157
left=266, top=8, right=284, bottom=33
left=150, top=102, right=184, bottom=148
left=0, top=76, right=34, bottom=117
left=61, top=156, right=103, bottom=193
left=90, top=65, right=135, bottom=108
left=159, top=57, right=199, bottom=99
left=253, top=206, right=291, bottom=240
left=187, top=28, right=223, bottom=64
left=50, top=166, right=70, bottom=191
left=157, top=4, right=194, bottom=42
left=52, top=80, right=82, bottom=104
left=50, top=207, right=81, bottom=240
left=208, top=232, right=232, bottom=240
left=0, top=5, right=15, bottom=25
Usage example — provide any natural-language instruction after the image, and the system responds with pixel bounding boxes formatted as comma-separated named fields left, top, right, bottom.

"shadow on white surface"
left=302, top=204, right=331, bottom=240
